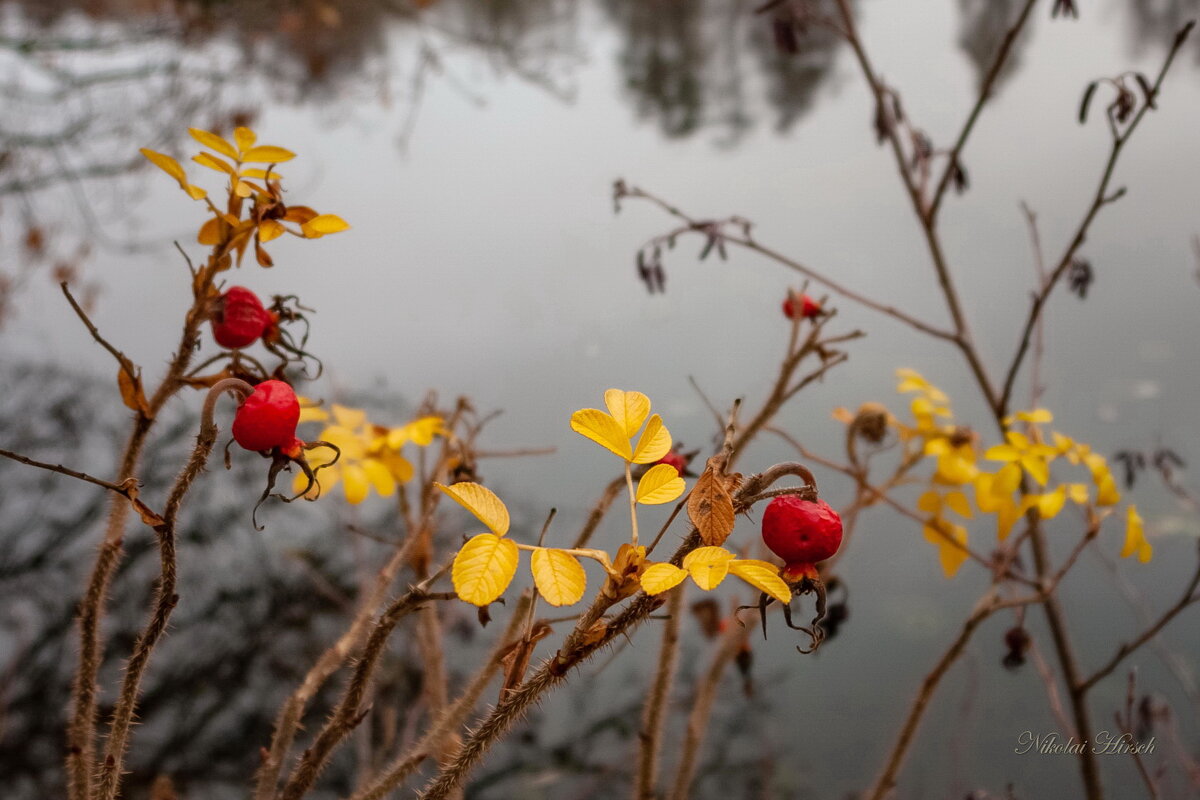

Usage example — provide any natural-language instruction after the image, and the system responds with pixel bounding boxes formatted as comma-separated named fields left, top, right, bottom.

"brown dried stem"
left=95, top=377, right=253, bottom=800
left=277, top=587, right=459, bottom=800
left=666, top=619, right=749, bottom=800
left=634, top=584, right=685, bottom=800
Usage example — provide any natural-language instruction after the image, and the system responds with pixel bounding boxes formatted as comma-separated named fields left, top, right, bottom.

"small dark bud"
left=1003, top=626, right=1031, bottom=670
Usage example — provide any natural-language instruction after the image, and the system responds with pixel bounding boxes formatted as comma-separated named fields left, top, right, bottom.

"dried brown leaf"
left=688, top=458, right=736, bottom=546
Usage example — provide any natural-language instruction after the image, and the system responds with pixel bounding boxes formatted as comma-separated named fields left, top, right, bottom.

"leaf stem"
left=625, top=461, right=640, bottom=546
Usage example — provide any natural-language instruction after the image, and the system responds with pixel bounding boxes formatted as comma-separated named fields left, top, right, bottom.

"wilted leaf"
left=436, top=482, right=510, bottom=536
left=452, top=533, right=519, bottom=606
left=631, top=414, right=671, bottom=464
left=570, top=408, right=633, bottom=460
left=639, top=562, right=688, bottom=595
left=683, top=546, right=735, bottom=590
left=636, top=463, right=686, bottom=505
left=198, top=217, right=223, bottom=245
left=530, top=548, right=587, bottom=606
left=117, top=366, right=149, bottom=415
left=728, top=560, right=791, bottom=604
left=688, top=463, right=735, bottom=546
left=604, top=389, right=650, bottom=437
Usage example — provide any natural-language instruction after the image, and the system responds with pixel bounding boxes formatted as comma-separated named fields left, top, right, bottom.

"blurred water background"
left=2, top=1, right=1199, bottom=797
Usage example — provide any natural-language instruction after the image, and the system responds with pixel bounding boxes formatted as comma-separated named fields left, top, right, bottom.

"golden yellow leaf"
left=924, top=521, right=969, bottom=578
left=188, top=128, right=240, bottom=161
left=301, top=214, right=350, bottom=238
left=234, top=180, right=254, bottom=198
left=342, top=464, right=369, bottom=504
left=193, top=152, right=234, bottom=174
left=639, top=562, right=688, bottom=595
left=452, top=533, right=520, bottom=606
left=197, top=217, right=222, bottom=245
left=184, top=183, right=207, bottom=200
left=241, top=145, right=296, bottom=163
left=603, top=389, right=651, bottom=437
left=1121, top=505, right=1152, bottom=563
left=240, top=167, right=282, bottom=180
left=570, top=408, right=633, bottom=460
left=683, top=546, right=734, bottom=590
left=140, top=148, right=186, bottom=183
left=530, top=548, right=587, bottom=606
left=687, top=464, right=735, bottom=546
left=631, top=414, right=671, bottom=464
left=728, top=560, right=792, bottom=604
left=436, top=481, right=510, bottom=536
left=258, top=219, right=285, bottom=243
left=234, top=126, right=257, bottom=153
left=636, top=463, right=686, bottom=505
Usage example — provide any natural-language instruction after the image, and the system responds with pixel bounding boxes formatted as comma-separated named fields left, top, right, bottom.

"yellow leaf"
left=530, top=548, right=587, bottom=606
left=452, top=533, right=520, bottom=606
left=241, top=167, right=283, bottom=180
left=234, top=126, right=257, bottom=153
left=1121, top=505, right=1152, bottom=563
left=631, top=414, right=672, bottom=464
left=923, top=521, right=969, bottom=578
left=301, top=214, right=350, bottom=238
left=1020, top=454, right=1050, bottom=486
left=197, top=217, right=222, bottom=245
left=258, top=219, right=285, bottom=243
left=683, top=546, right=734, bottom=590
left=636, top=463, right=686, bottom=505
left=1067, top=483, right=1089, bottom=505
left=985, top=444, right=1019, bottom=462
left=917, top=490, right=941, bottom=514
left=140, top=148, right=186, bottom=183
left=639, top=563, right=688, bottom=595
left=944, top=490, right=974, bottom=518
left=362, top=459, right=396, bottom=497
left=193, top=152, right=234, bottom=174
left=189, top=128, right=240, bottom=161
left=728, top=560, right=791, bottom=604
left=570, top=408, right=633, bottom=460
left=241, top=145, right=296, bottom=163
left=234, top=180, right=254, bottom=198
left=342, top=463, right=369, bottom=504
left=436, top=481, right=510, bottom=536
left=603, top=389, right=651, bottom=437
left=1034, top=485, right=1067, bottom=519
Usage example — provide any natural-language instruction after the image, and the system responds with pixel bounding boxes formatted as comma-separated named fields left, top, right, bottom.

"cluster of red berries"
left=211, top=286, right=280, bottom=349
left=782, top=291, right=822, bottom=321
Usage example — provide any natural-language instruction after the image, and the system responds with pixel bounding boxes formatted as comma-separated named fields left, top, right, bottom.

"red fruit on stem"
left=212, top=286, right=273, bottom=349
left=782, top=293, right=822, bottom=320
left=761, top=495, right=843, bottom=582
left=655, top=450, right=688, bottom=475
left=232, top=380, right=300, bottom=452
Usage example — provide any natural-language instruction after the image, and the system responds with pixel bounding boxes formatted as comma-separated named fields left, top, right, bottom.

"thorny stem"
left=253, top=536, right=422, bottom=800
left=634, top=584, right=684, bottom=800
left=415, top=462, right=816, bottom=800
left=95, top=378, right=253, bottom=800
left=277, top=588, right=459, bottom=800
left=348, top=593, right=533, bottom=800
left=66, top=212, right=239, bottom=800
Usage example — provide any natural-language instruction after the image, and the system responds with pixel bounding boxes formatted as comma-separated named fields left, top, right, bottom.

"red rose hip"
left=782, top=292, right=822, bottom=320
left=212, top=286, right=275, bottom=349
left=231, top=380, right=300, bottom=452
left=762, top=495, right=843, bottom=582
left=655, top=450, right=688, bottom=475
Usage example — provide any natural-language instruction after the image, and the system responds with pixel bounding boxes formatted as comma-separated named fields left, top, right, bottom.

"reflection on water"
left=2, top=1, right=1200, bottom=798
